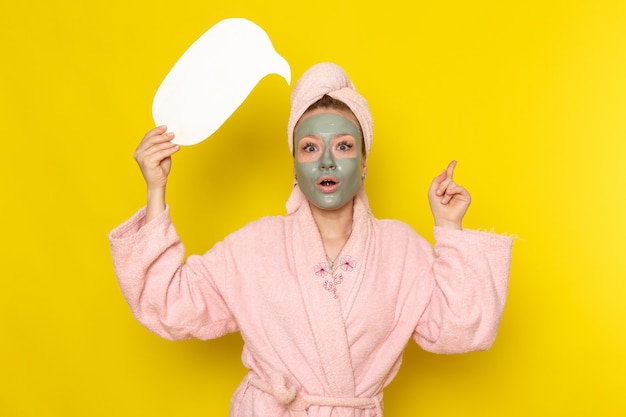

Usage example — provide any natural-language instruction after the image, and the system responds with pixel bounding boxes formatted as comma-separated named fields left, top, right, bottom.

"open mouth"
left=317, top=176, right=339, bottom=192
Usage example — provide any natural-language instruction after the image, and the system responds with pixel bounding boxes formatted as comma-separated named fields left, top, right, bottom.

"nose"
left=319, top=147, right=335, bottom=170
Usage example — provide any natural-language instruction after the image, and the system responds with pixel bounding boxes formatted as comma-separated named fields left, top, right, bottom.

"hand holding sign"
left=152, top=18, right=291, bottom=146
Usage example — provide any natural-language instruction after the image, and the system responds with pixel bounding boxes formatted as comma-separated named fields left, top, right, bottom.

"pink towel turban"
left=286, top=62, right=373, bottom=214
left=287, top=62, right=373, bottom=156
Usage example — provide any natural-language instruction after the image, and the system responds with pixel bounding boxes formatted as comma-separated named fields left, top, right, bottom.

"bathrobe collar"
left=287, top=185, right=371, bottom=399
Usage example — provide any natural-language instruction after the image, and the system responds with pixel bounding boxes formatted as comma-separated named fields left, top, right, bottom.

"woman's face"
left=293, top=108, right=365, bottom=211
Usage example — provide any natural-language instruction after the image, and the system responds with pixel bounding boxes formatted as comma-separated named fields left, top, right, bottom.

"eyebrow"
left=298, top=132, right=356, bottom=140
left=333, top=133, right=356, bottom=139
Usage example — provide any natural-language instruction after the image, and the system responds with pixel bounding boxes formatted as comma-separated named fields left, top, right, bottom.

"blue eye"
left=337, top=141, right=353, bottom=151
left=303, top=143, right=317, bottom=152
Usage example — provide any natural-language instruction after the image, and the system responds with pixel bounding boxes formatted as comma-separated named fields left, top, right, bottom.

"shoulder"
left=223, top=215, right=289, bottom=246
left=374, top=217, right=422, bottom=238
left=371, top=217, right=431, bottom=249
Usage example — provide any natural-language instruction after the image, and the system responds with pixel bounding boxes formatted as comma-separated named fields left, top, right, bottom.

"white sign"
left=152, top=18, right=291, bottom=146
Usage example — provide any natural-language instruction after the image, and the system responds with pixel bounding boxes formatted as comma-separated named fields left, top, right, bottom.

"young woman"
left=109, top=62, right=513, bottom=417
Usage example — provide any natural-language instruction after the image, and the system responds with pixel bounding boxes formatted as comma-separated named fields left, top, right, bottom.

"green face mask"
left=294, top=112, right=364, bottom=210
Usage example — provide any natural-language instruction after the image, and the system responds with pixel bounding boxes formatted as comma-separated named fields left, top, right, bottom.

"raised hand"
left=428, top=160, right=471, bottom=230
left=133, top=125, right=180, bottom=222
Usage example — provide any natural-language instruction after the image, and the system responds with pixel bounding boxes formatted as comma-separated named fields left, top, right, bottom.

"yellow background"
left=1, top=0, right=625, bottom=415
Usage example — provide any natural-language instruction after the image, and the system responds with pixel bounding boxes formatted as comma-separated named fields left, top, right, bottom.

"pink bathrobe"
left=109, top=189, right=512, bottom=417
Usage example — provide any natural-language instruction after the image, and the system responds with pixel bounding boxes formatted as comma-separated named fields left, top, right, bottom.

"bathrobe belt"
left=250, top=373, right=382, bottom=417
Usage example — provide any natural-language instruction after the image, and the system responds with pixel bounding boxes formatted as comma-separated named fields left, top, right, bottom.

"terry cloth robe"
left=108, top=190, right=513, bottom=417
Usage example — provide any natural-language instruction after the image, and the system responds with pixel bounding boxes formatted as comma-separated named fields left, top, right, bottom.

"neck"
left=309, top=199, right=355, bottom=261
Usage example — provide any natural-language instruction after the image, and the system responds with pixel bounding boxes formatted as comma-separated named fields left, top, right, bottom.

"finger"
left=429, top=170, right=447, bottom=196
left=442, top=182, right=470, bottom=205
left=436, top=160, right=458, bottom=196
left=136, top=131, right=175, bottom=154
left=441, top=181, right=460, bottom=204
left=139, top=149, right=179, bottom=175
left=446, top=160, right=457, bottom=179
left=436, top=174, right=453, bottom=196
left=135, top=140, right=179, bottom=165
left=140, top=128, right=174, bottom=149
left=147, top=131, right=175, bottom=145
left=143, top=125, right=168, bottom=141
left=149, top=146, right=180, bottom=166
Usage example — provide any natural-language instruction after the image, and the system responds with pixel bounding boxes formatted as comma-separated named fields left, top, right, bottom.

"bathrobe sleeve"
left=414, top=227, right=513, bottom=354
left=108, top=207, right=238, bottom=341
